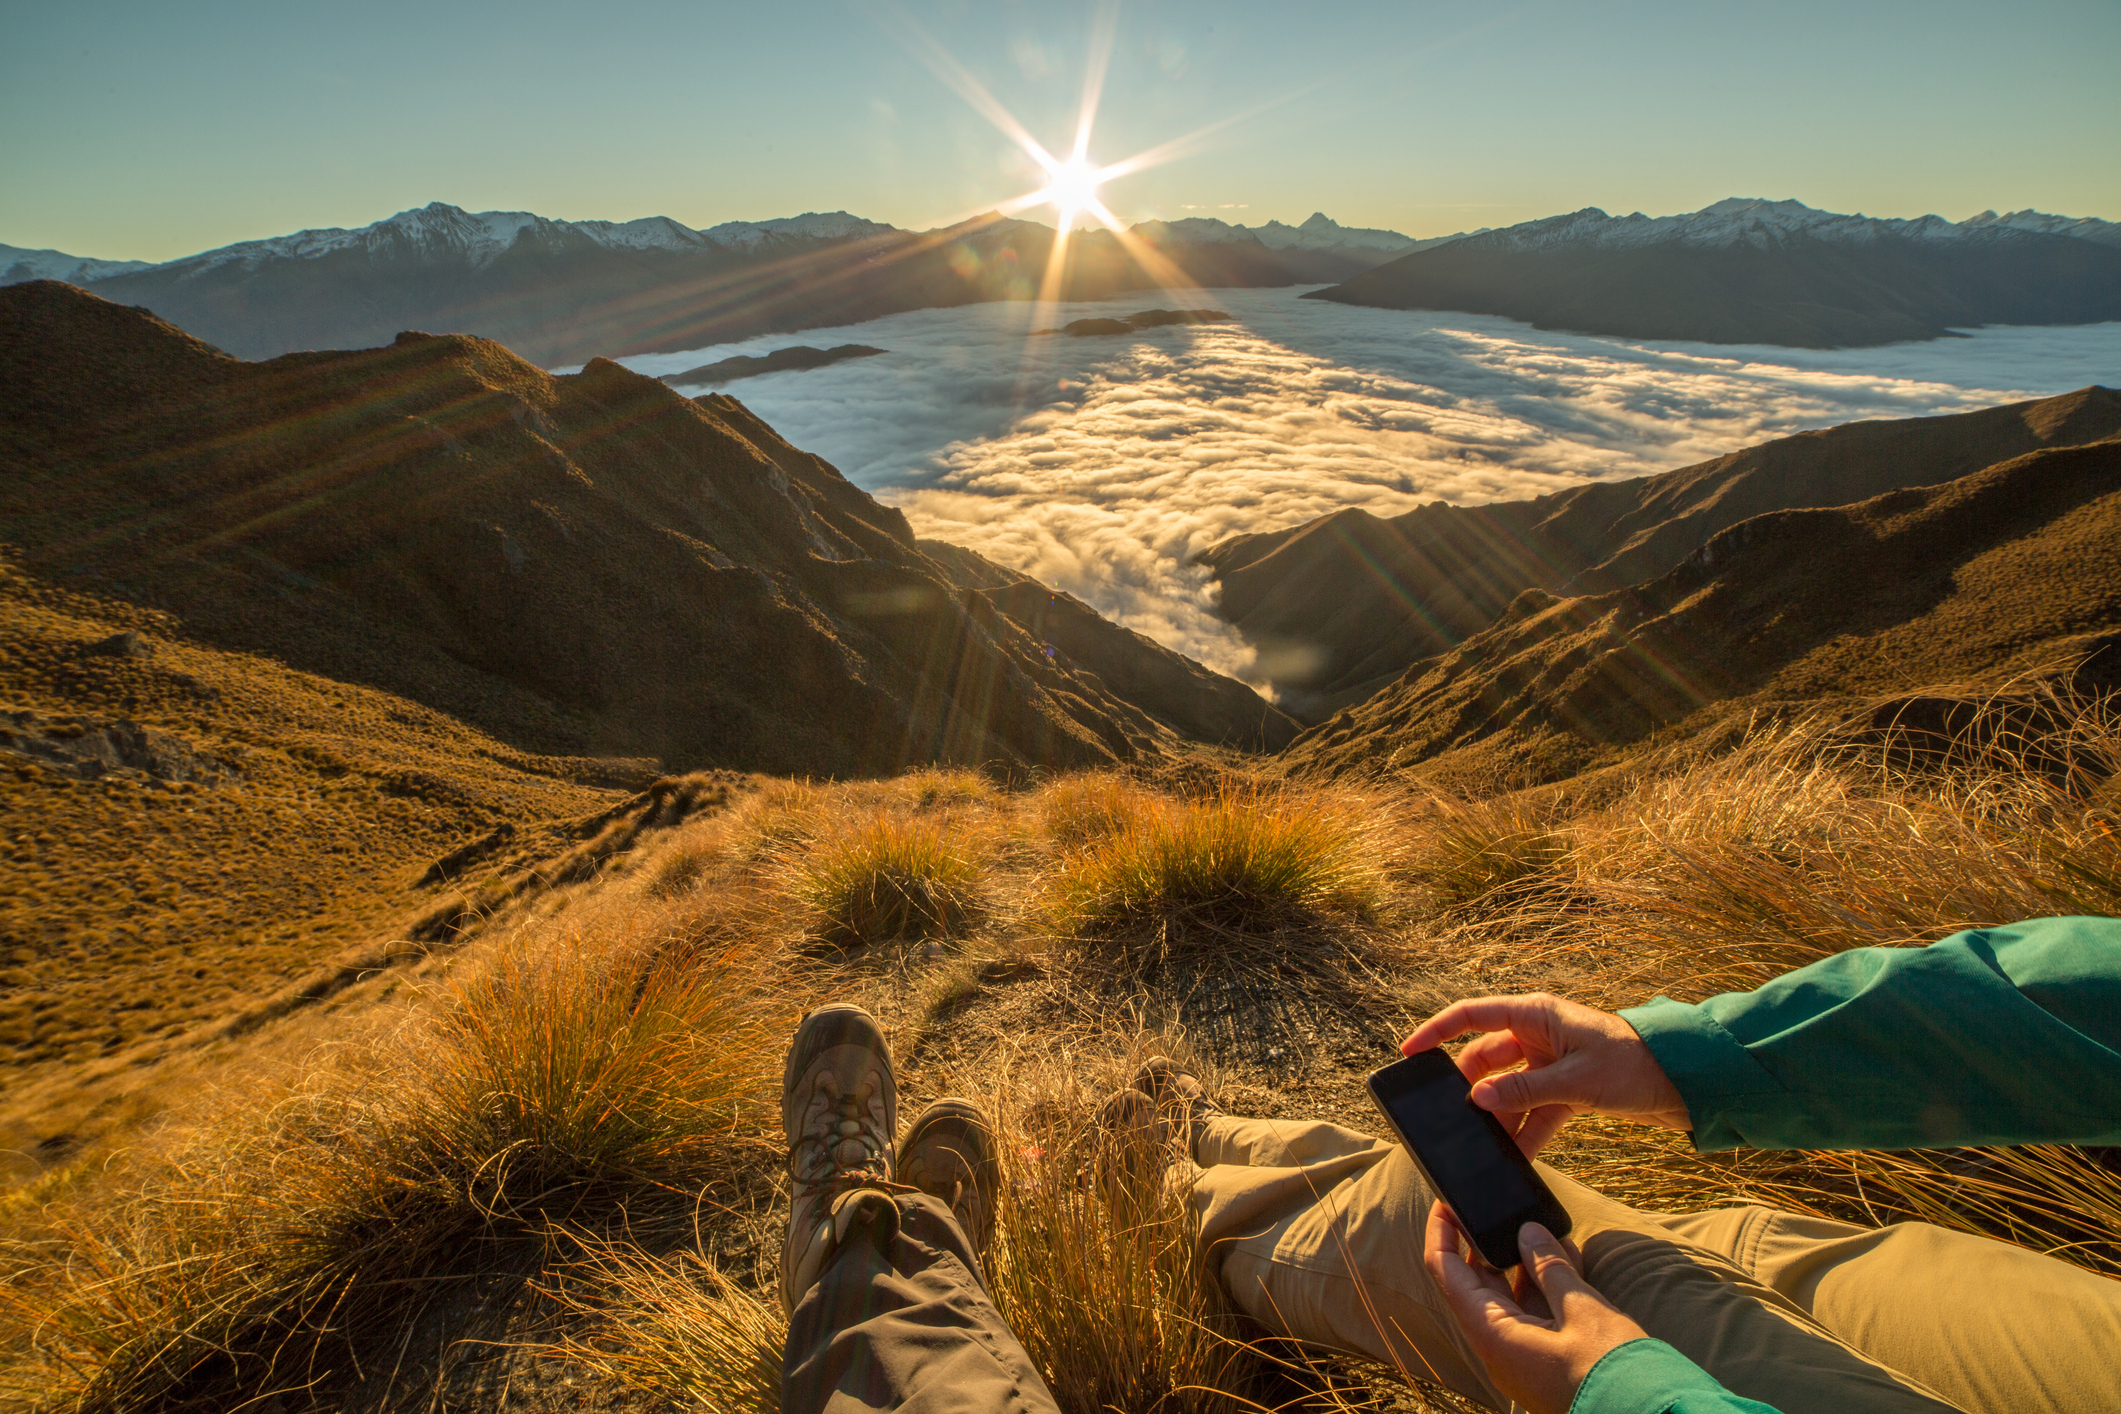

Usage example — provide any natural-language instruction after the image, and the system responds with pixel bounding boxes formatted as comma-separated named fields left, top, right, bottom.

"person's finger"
left=1510, top=1101, right=1575, bottom=1157
left=1469, top=1054, right=1589, bottom=1115
left=1518, top=1222, right=1608, bottom=1311
left=1456, top=1030, right=1527, bottom=1082
left=1433, top=1231, right=1525, bottom=1327
left=1401, top=996, right=1550, bottom=1055
left=1426, top=1202, right=1513, bottom=1303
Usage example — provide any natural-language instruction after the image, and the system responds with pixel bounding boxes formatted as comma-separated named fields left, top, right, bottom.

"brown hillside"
left=1, top=281, right=1291, bottom=779
left=1199, top=387, right=2121, bottom=716
left=1283, top=437, right=2121, bottom=781
left=0, top=281, right=1290, bottom=1178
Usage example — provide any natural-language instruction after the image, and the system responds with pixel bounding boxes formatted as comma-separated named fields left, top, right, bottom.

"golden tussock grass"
left=1036, top=771, right=1153, bottom=848
left=2, top=924, right=792, bottom=1413
left=1040, top=788, right=1388, bottom=973
left=786, top=813, right=985, bottom=949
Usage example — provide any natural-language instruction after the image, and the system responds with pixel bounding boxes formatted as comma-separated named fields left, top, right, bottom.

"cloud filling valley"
left=609, top=292, right=2121, bottom=686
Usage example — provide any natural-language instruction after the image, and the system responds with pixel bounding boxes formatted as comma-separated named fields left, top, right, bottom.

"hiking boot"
left=1133, top=1057, right=1223, bottom=1158
left=1091, top=1085, right=1172, bottom=1191
left=781, top=1003, right=899, bottom=1313
left=898, top=1097, right=1001, bottom=1264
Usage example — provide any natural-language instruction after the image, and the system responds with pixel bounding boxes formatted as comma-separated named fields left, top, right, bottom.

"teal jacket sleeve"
left=1619, top=916, right=2121, bottom=1151
left=1571, top=1339, right=1783, bottom=1414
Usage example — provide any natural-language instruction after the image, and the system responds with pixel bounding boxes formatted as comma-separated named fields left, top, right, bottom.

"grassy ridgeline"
left=6, top=698, right=2121, bottom=1412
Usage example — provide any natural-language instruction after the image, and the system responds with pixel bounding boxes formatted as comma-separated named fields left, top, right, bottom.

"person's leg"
left=784, top=1189, right=1058, bottom=1414
left=1186, top=1109, right=1513, bottom=1409
left=1545, top=1170, right=1967, bottom=1413
left=1653, top=1200, right=2121, bottom=1414
left=1143, top=1059, right=1967, bottom=1414
left=778, top=1005, right=1059, bottom=1414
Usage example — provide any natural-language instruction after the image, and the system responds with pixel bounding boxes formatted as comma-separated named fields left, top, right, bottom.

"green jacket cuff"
left=1617, top=997, right=1774, bottom=1152
left=1570, top=1338, right=1779, bottom=1414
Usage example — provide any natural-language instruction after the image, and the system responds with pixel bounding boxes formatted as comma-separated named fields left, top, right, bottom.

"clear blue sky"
left=4, top=0, right=2116, bottom=261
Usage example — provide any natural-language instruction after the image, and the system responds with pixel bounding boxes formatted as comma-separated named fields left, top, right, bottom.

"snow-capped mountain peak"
left=1253, top=213, right=1419, bottom=253
left=134, top=202, right=898, bottom=278
left=1960, top=208, right=2121, bottom=248
left=703, top=211, right=896, bottom=246
left=0, top=244, right=153, bottom=284
left=1465, top=197, right=2113, bottom=254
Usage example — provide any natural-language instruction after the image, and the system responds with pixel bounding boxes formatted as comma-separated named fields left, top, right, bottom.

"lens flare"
left=1040, top=156, right=1105, bottom=225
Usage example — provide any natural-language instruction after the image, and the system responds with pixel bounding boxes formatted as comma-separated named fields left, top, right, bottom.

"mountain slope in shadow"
left=1198, top=388, right=2121, bottom=717
left=1306, top=207, right=2121, bottom=347
left=1283, top=434, right=2121, bottom=782
left=0, top=281, right=1292, bottom=778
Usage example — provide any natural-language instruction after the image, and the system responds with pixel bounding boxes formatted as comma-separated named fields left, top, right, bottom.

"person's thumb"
left=1519, top=1224, right=1607, bottom=1310
left=1469, top=1059, right=1583, bottom=1115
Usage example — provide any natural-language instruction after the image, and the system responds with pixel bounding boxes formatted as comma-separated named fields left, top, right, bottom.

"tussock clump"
left=1411, top=796, right=1571, bottom=912
left=1037, top=771, right=1155, bottom=847
left=645, top=825, right=724, bottom=900
left=1043, top=790, right=1383, bottom=968
left=7, top=933, right=788, bottom=1414
left=790, top=814, right=982, bottom=949
left=733, top=779, right=827, bottom=862
left=1564, top=709, right=2121, bottom=993
left=900, top=767, right=995, bottom=811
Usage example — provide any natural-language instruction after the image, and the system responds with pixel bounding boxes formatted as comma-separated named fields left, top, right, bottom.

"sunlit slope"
left=1285, top=434, right=2121, bottom=781
left=0, top=281, right=1289, bottom=778
left=1200, top=387, right=2121, bottom=715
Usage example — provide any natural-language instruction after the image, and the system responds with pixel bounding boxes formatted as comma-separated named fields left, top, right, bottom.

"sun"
left=1040, top=155, right=1104, bottom=223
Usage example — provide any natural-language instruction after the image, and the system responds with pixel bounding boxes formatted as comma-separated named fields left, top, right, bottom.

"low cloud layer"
left=615, top=293, right=2121, bottom=684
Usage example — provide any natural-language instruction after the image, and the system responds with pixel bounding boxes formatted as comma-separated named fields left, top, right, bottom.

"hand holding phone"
left=1366, top=1048, right=1572, bottom=1269
left=1423, top=1202, right=1647, bottom=1414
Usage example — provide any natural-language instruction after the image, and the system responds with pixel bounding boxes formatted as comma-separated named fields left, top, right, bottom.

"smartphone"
left=1366, top=1049, right=1572, bottom=1270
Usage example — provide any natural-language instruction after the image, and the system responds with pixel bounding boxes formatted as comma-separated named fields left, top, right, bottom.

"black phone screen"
left=1367, top=1049, right=1570, bottom=1264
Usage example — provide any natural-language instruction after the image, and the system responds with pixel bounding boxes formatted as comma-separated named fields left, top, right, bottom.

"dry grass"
left=3, top=927, right=791, bottom=1413
left=979, top=1048, right=1266, bottom=1414
left=1042, top=788, right=1386, bottom=971
left=786, top=813, right=985, bottom=949
left=1037, top=771, right=1154, bottom=848
left=552, top=1244, right=785, bottom=1414
left=1410, top=796, right=1571, bottom=914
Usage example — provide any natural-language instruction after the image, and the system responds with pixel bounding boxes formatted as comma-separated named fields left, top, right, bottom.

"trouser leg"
left=1657, top=1200, right=2121, bottom=1414
left=1186, top=1114, right=1510, bottom=1409
left=1188, top=1115, right=1976, bottom=1414
left=1545, top=1170, right=1965, bottom=1413
left=783, top=1191, right=1060, bottom=1414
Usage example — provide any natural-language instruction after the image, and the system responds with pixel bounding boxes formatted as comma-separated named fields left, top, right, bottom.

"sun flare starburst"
left=1038, top=155, right=1106, bottom=225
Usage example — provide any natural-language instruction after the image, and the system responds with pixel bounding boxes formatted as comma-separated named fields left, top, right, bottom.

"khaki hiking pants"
left=1188, top=1112, right=2121, bottom=1414
left=785, top=1190, right=1061, bottom=1414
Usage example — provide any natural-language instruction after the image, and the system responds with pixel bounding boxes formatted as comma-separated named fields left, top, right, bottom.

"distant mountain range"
left=0, top=207, right=1440, bottom=368
left=1, top=280, right=1292, bottom=776
left=1309, top=197, right=2121, bottom=346
left=10, top=195, right=2113, bottom=366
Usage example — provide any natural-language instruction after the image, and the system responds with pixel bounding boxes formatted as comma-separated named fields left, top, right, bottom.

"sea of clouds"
left=608, top=291, right=2121, bottom=684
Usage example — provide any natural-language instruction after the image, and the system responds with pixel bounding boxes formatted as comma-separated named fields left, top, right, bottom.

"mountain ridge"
left=1307, top=197, right=2121, bottom=346
left=1198, top=387, right=2121, bottom=717
left=1281, top=431, right=2121, bottom=783
left=1, top=202, right=1429, bottom=367
left=0, top=280, right=1293, bottom=778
